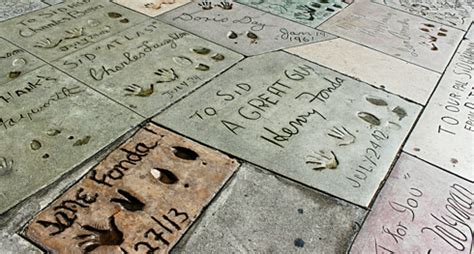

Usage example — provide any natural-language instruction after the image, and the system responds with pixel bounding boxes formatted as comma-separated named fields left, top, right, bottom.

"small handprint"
left=154, top=68, right=178, bottom=83
left=0, top=157, right=13, bottom=176
left=34, top=38, right=63, bottom=49
left=124, top=84, right=154, bottom=97
left=216, top=0, right=233, bottom=10
left=75, top=215, right=124, bottom=253
left=306, top=150, right=339, bottom=170
left=64, top=27, right=84, bottom=39
left=199, top=0, right=213, bottom=10
left=327, top=126, right=355, bottom=146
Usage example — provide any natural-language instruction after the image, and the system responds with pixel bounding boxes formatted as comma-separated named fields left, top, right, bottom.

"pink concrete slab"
left=351, top=153, right=473, bottom=253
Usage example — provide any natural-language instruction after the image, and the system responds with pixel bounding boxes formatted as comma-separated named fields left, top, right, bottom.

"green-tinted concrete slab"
left=42, top=0, right=64, bottom=5
left=157, top=2, right=335, bottom=56
left=0, top=65, right=143, bottom=214
left=173, top=163, right=367, bottom=253
left=0, top=0, right=47, bottom=22
left=319, top=1, right=465, bottom=72
left=235, top=0, right=350, bottom=28
left=0, top=0, right=148, bottom=62
left=153, top=51, right=422, bottom=207
left=54, top=19, right=243, bottom=118
left=351, top=153, right=473, bottom=253
left=404, top=36, right=474, bottom=181
left=0, top=37, right=44, bottom=86
left=113, top=0, right=191, bottom=17
left=372, top=0, right=473, bottom=30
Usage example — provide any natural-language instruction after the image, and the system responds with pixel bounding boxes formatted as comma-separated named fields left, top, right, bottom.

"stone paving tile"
left=0, top=233, right=42, bottom=254
left=371, top=0, right=473, bottom=30
left=153, top=51, right=422, bottom=207
left=0, top=0, right=148, bottom=62
left=112, top=0, right=191, bottom=17
left=0, top=0, right=48, bottom=22
left=173, top=163, right=366, bottom=254
left=0, top=37, right=45, bottom=86
left=286, top=38, right=441, bottom=105
left=319, top=1, right=465, bottom=73
left=25, top=123, right=239, bottom=253
left=235, top=0, right=350, bottom=28
left=157, top=2, right=335, bottom=56
left=404, top=35, right=474, bottom=181
left=0, top=65, right=143, bottom=215
left=351, top=153, right=473, bottom=253
left=54, top=19, right=243, bottom=118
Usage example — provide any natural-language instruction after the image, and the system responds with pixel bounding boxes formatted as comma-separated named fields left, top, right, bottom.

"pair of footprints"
left=199, top=0, right=233, bottom=10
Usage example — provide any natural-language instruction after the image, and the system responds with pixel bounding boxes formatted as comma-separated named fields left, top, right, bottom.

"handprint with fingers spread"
left=65, top=27, right=84, bottom=39
left=306, top=150, right=339, bottom=170
left=34, top=38, right=63, bottom=49
left=124, top=84, right=154, bottom=97
left=327, top=126, right=355, bottom=146
left=154, top=68, right=178, bottom=83
left=0, top=157, right=13, bottom=176
left=75, top=215, right=124, bottom=253
left=217, top=0, right=233, bottom=10
left=199, top=0, right=213, bottom=10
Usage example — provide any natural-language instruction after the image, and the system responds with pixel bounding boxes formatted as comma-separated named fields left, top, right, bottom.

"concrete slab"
left=157, top=2, right=335, bottom=56
left=286, top=38, right=441, bottom=105
left=153, top=51, right=422, bottom=207
left=0, top=0, right=47, bottom=22
left=0, top=37, right=45, bottom=86
left=319, top=1, right=465, bottom=73
left=0, top=233, right=42, bottom=254
left=404, top=36, right=474, bottom=181
left=0, top=0, right=148, bottom=62
left=0, top=65, right=143, bottom=215
left=371, top=0, right=473, bottom=30
left=351, top=153, right=473, bottom=253
left=25, top=123, right=239, bottom=253
left=173, top=163, right=367, bottom=254
left=54, top=19, right=243, bottom=118
left=112, top=0, right=191, bottom=17
left=235, top=0, right=350, bottom=28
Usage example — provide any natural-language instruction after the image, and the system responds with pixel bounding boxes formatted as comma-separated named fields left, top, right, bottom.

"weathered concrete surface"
left=41, top=0, right=64, bottom=5
left=371, top=0, right=473, bottom=30
left=286, top=38, right=441, bottom=105
left=0, top=0, right=47, bottom=21
left=235, top=0, right=350, bottom=27
left=154, top=51, right=422, bottom=207
left=351, top=153, right=473, bottom=253
left=319, top=1, right=465, bottom=73
left=173, top=163, right=367, bottom=253
left=0, top=65, right=143, bottom=215
left=404, top=35, right=474, bottom=181
left=112, top=0, right=191, bottom=17
left=157, top=2, right=335, bottom=56
left=0, top=37, right=45, bottom=86
left=25, top=123, right=239, bottom=253
left=54, top=19, right=243, bottom=118
left=0, top=233, right=42, bottom=254
left=0, top=0, right=147, bottom=62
